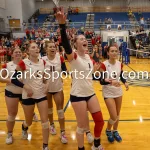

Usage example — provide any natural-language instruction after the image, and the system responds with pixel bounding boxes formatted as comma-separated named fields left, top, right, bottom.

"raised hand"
left=55, top=7, right=67, bottom=24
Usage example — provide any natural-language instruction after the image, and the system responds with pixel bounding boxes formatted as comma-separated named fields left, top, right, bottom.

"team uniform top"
left=42, top=54, right=63, bottom=93
left=101, top=60, right=123, bottom=98
left=70, top=53, right=95, bottom=97
left=18, top=58, right=46, bottom=99
left=0, top=49, right=4, bottom=56
left=2, top=61, right=22, bottom=94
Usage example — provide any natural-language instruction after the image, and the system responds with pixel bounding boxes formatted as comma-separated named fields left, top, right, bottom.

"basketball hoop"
left=52, top=0, right=60, bottom=7
left=89, top=0, right=95, bottom=5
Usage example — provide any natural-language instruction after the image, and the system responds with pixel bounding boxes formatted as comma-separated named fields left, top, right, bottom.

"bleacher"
left=68, top=12, right=129, bottom=23
left=38, top=14, right=49, bottom=23
left=94, top=12, right=129, bottom=22
left=68, top=13, right=87, bottom=22
left=134, top=12, right=150, bottom=21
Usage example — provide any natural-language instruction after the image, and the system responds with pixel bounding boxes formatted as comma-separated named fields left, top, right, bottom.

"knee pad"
left=76, top=127, right=85, bottom=134
left=7, top=115, right=16, bottom=122
left=57, top=109, right=64, bottom=119
left=42, top=121, right=49, bottom=129
left=108, top=118, right=117, bottom=125
left=92, top=111, right=104, bottom=137
left=48, top=108, right=53, bottom=115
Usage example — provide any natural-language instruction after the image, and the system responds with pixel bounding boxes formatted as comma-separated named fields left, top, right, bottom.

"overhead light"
left=106, top=6, right=110, bottom=9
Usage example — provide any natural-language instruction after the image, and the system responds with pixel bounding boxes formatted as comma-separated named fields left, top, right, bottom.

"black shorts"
left=5, top=89, right=22, bottom=101
left=48, top=92, right=58, bottom=95
left=104, top=97, right=121, bottom=100
left=70, top=94, right=95, bottom=103
left=22, top=97, right=47, bottom=105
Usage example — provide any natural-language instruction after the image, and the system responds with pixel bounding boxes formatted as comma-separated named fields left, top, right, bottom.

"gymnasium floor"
left=0, top=57, right=150, bottom=150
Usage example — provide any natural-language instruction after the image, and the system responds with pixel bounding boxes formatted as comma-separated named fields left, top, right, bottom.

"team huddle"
left=0, top=9, right=129, bottom=150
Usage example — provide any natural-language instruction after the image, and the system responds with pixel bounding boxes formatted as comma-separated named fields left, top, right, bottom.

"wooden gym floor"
left=0, top=57, right=150, bottom=150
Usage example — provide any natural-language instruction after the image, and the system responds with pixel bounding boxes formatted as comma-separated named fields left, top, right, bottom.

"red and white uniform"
left=2, top=61, right=22, bottom=94
left=70, top=53, right=95, bottom=97
left=18, top=58, right=46, bottom=99
left=0, top=49, right=4, bottom=56
left=101, top=60, right=123, bottom=98
left=42, top=55, right=63, bottom=92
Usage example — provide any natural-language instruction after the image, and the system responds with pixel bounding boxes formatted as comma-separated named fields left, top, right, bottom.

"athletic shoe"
left=22, top=124, right=28, bottom=139
left=60, top=131, right=68, bottom=144
left=6, top=133, right=13, bottom=144
left=105, top=130, right=114, bottom=143
left=42, top=146, right=49, bottom=150
left=86, top=132, right=94, bottom=144
left=22, top=130, right=28, bottom=139
left=50, top=124, right=56, bottom=135
left=113, top=131, right=122, bottom=142
left=91, top=145, right=104, bottom=150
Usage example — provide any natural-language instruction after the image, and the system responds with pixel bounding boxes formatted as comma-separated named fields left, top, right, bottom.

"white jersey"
left=70, top=53, right=95, bottom=97
left=101, top=60, right=123, bottom=98
left=42, top=55, right=63, bottom=92
left=18, top=58, right=46, bottom=99
left=2, top=61, right=22, bottom=94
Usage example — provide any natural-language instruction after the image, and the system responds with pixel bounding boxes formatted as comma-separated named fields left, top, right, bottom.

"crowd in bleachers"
left=0, top=23, right=104, bottom=65
left=3, top=7, right=150, bottom=65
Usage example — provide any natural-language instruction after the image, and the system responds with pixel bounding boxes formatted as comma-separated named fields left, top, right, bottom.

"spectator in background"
left=31, top=28, right=35, bottom=40
left=7, top=47, right=12, bottom=61
left=91, top=36, right=96, bottom=46
left=68, top=6, right=72, bottom=14
left=22, top=21, right=26, bottom=27
left=104, top=44, right=108, bottom=59
left=135, top=39, right=140, bottom=49
left=35, top=17, right=38, bottom=24
left=25, top=28, right=30, bottom=39
left=105, top=18, right=108, bottom=24
left=75, top=7, right=79, bottom=14
left=138, top=10, right=143, bottom=19
left=91, top=45, right=100, bottom=63
left=118, top=25, right=122, bottom=30
left=53, top=7, right=57, bottom=14
left=99, top=43, right=102, bottom=59
left=140, top=17, right=145, bottom=27
left=5, top=39, right=11, bottom=48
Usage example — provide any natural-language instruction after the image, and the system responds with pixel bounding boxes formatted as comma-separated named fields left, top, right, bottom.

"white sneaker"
left=42, top=147, right=49, bottom=150
left=22, top=130, right=28, bottom=139
left=86, top=132, right=94, bottom=144
left=6, top=133, right=13, bottom=144
left=91, top=145, right=104, bottom=150
left=60, top=131, right=68, bottom=144
left=33, top=113, right=38, bottom=122
left=50, top=124, right=56, bottom=135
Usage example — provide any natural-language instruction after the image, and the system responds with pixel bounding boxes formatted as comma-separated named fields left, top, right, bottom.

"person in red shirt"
left=31, top=28, right=35, bottom=40
left=91, top=36, right=96, bottom=46
left=25, top=28, right=30, bottom=39
left=0, top=46, right=4, bottom=63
